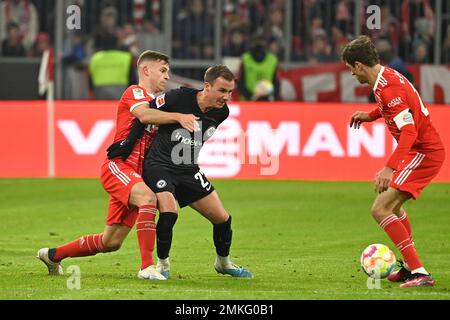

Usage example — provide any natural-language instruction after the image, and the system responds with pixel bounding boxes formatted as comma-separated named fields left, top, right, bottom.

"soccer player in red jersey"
left=37, top=50, right=199, bottom=280
left=342, top=36, right=445, bottom=287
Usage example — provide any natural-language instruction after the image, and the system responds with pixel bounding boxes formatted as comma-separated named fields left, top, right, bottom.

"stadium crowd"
left=0, top=0, right=448, bottom=99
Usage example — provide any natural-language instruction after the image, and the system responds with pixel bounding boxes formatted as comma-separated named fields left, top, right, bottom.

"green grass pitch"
left=0, top=178, right=449, bottom=300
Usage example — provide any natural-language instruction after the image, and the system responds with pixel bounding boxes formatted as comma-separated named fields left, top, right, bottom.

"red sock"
left=379, top=215, right=422, bottom=270
left=53, top=234, right=105, bottom=262
left=398, top=210, right=412, bottom=239
left=136, top=205, right=157, bottom=269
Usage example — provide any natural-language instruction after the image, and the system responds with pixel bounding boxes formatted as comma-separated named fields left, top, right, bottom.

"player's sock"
left=51, top=234, right=105, bottom=262
left=216, top=255, right=232, bottom=268
left=379, top=214, right=422, bottom=271
left=411, top=267, right=429, bottom=275
left=213, top=215, right=232, bottom=258
left=136, top=204, right=157, bottom=270
left=398, top=210, right=413, bottom=239
left=156, top=212, right=178, bottom=259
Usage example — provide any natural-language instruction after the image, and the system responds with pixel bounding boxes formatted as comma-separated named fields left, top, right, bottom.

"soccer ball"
left=360, top=244, right=396, bottom=279
left=253, top=79, right=274, bottom=98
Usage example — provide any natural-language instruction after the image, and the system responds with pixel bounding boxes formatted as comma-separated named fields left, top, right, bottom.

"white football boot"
left=137, top=265, right=167, bottom=280
left=37, top=248, right=64, bottom=275
left=214, top=256, right=253, bottom=278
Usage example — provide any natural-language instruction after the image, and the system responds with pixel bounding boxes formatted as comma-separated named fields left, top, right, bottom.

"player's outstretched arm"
left=132, top=106, right=199, bottom=132
left=133, top=105, right=199, bottom=132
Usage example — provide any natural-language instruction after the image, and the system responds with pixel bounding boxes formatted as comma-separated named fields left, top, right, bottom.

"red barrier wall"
left=0, top=101, right=449, bottom=181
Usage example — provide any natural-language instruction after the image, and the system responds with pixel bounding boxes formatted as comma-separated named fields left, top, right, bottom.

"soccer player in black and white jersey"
left=110, top=65, right=252, bottom=278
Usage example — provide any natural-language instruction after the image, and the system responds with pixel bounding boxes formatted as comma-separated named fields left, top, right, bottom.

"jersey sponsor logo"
left=205, top=126, right=216, bottom=138
left=387, top=96, right=403, bottom=108
left=156, top=94, right=166, bottom=108
left=156, top=179, right=167, bottom=188
left=133, top=88, right=145, bottom=100
left=174, top=130, right=202, bottom=147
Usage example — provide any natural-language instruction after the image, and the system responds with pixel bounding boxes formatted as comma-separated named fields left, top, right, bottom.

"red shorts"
left=391, top=150, right=445, bottom=199
left=100, top=160, right=144, bottom=228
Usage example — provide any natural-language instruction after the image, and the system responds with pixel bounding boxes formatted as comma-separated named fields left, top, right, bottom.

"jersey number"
left=194, top=171, right=211, bottom=191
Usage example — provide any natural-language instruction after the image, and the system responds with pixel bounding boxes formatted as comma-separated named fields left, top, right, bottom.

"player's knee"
left=102, top=238, right=123, bottom=252
left=370, top=203, right=389, bottom=222
left=210, top=212, right=229, bottom=224
left=130, top=184, right=157, bottom=207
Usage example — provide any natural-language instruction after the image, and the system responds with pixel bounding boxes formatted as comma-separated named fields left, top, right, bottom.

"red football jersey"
left=369, top=66, right=444, bottom=169
left=110, top=85, right=158, bottom=173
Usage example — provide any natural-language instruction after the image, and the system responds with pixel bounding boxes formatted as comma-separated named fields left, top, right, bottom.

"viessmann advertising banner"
left=1, top=101, right=449, bottom=181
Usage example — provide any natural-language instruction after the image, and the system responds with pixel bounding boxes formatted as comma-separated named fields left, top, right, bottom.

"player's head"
left=137, top=50, right=170, bottom=94
left=341, top=35, right=380, bottom=84
left=203, top=65, right=235, bottom=108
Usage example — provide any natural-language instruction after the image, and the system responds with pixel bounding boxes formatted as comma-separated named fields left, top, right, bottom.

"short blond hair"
left=137, top=50, right=169, bottom=66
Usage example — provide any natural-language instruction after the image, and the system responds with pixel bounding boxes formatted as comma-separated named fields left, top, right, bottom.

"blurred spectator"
left=412, top=41, right=429, bottom=63
left=0, top=0, right=39, bottom=51
left=263, top=8, right=285, bottom=58
left=401, top=0, right=435, bottom=61
left=291, top=36, right=306, bottom=62
left=308, top=33, right=335, bottom=63
left=118, top=23, right=139, bottom=57
left=173, top=0, right=215, bottom=59
left=310, top=16, right=325, bottom=39
left=94, top=5, right=119, bottom=51
left=88, top=35, right=136, bottom=99
left=248, top=0, right=266, bottom=35
left=402, top=0, right=435, bottom=40
left=223, top=28, right=246, bottom=57
left=137, top=18, right=165, bottom=54
left=237, top=36, right=280, bottom=101
left=63, top=32, right=87, bottom=68
left=336, top=0, right=351, bottom=35
left=412, top=18, right=434, bottom=61
left=28, top=32, right=50, bottom=57
left=62, top=31, right=88, bottom=100
left=331, top=25, right=348, bottom=59
left=1, top=21, right=26, bottom=56
left=367, top=3, right=401, bottom=55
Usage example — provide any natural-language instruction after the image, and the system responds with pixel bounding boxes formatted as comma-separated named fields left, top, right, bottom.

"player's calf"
left=156, top=212, right=178, bottom=260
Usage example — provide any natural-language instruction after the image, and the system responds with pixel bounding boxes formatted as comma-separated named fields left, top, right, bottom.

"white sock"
left=158, top=257, right=170, bottom=266
left=411, top=267, right=429, bottom=275
left=216, top=255, right=231, bottom=268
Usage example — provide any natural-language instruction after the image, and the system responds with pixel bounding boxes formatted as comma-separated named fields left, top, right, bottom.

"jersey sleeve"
left=122, top=86, right=150, bottom=112
left=381, top=86, right=418, bottom=169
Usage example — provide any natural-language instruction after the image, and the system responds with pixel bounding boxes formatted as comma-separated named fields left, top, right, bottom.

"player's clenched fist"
left=349, top=111, right=372, bottom=129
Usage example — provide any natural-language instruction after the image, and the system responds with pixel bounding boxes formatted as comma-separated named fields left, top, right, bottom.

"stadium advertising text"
left=1, top=101, right=449, bottom=181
